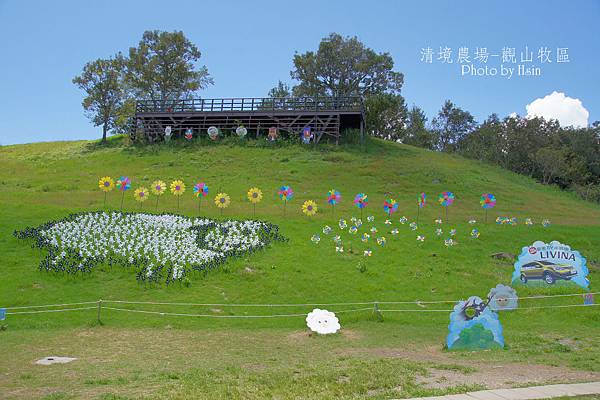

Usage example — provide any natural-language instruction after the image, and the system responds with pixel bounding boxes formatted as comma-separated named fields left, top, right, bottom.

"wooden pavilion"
left=132, top=96, right=365, bottom=144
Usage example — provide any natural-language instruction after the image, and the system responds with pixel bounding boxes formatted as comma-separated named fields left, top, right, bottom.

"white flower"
left=306, top=308, right=340, bottom=335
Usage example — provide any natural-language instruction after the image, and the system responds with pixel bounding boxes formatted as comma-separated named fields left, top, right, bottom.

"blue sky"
left=0, top=0, right=598, bottom=145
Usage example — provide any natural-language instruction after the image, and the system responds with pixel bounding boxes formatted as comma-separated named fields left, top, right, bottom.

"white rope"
left=4, top=301, right=99, bottom=310
left=2, top=292, right=596, bottom=310
left=104, top=300, right=376, bottom=307
left=6, top=306, right=97, bottom=315
left=102, top=306, right=372, bottom=318
left=379, top=303, right=600, bottom=313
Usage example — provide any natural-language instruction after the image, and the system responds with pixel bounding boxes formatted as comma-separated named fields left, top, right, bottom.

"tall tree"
left=403, top=106, right=435, bottom=149
left=72, top=55, right=127, bottom=143
left=431, top=100, right=477, bottom=152
left=126, top=30, right=212, bottom=107
left=365, top=93, right=407, bottom=140
left=290, top=33, right=403, bottom=97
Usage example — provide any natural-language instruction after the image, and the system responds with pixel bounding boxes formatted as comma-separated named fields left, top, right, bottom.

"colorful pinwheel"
left=327, top=189, right=341, bottom=215
left=278, top=185, right=293, bottom=215
left=193, top=182, right=209, bottom=198
left=193, top=182, right=209, bottom=214
left=480, top=193, right=496, bottom=209
left=354, top=193, right=368, bottom=209
left=116, top=176, right=131, bottom=210
left=116, top=176, right=131, bottom=191
left=416, top=192, right=426, bottom=223
left=353, top=193, right=368, bottom=218
left=438, top=191, right=455, bottom=222
left=480, top=193, right=496, bottom=222
left=302, top=200, right=318, bottom=216
left=418, top=192, right=426, bottom=208
left=383, top=198, right=398, bottom=215
left=438, top=191, right=455, bottom=206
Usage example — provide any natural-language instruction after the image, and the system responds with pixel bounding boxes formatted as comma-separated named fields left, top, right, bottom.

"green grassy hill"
left=1, top=137, right=599, bottom=399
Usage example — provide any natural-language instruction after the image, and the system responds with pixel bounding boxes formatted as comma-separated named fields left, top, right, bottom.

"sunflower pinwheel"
left=151, top=180, right=166, bottom=210
left=170, top=180, right=186, bottom=211
left=215, top=193, right=230, bottom=215
left=98, top=176, right=114, bottom=207
left=302, top=200, right=318, bottom=216
left=247, top=187, right=263, bottom=216
left=99, top=176, right=114, bottom=192
left=134, top=187, right=149, bottom=208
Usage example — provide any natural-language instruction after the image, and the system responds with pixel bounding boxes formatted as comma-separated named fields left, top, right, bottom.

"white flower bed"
left=15, top=211, right=284, bottom=283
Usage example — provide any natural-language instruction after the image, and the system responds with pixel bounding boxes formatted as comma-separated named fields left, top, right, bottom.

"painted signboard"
left=447, top=296, right=504, bottom=350
left=512, top=241, right=589, bottom=289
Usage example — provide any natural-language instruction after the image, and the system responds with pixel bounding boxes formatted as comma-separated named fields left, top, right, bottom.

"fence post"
left=97, top=299, right=102, bottom=324
left=373, top=302, right=383, bottom=322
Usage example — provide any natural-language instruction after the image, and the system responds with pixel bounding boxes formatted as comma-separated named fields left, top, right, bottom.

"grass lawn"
left=0, top=136, right=599, bottom=399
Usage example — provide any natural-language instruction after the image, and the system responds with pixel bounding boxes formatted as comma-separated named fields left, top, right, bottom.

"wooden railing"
left=135, top=96, right=364, bottom=113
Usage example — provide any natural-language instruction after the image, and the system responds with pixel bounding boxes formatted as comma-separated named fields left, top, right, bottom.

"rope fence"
left=1, top=292, right=596, bottom=320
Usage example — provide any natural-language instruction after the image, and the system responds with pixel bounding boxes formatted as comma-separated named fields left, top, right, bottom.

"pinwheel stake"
left=170, top=180, right=186, bottom=213
left=480, top=193, right=496, bottom=223
left=193, top=183, right=209, bottom=216
left=438, top=191, right=455, bottom=223
left=98, top=176, right=114, bottom=209
left=120, top=191, right=125, bottom=210
left=151, top=181, right=166, bottom=212
left=417, top=192, right=426, bottom=224
left=278, top=186, right=294, bottom=217
left=327, top=189, right=341, bottom=217
left=116, top=176, right=131, bottom=211
left=246, top=188, right=262, bottom=217
left=353, top=193, right=368, bottom=220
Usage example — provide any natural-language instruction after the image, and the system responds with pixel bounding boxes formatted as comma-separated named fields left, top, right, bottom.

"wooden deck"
left=132, top=97, right=365, bottom=144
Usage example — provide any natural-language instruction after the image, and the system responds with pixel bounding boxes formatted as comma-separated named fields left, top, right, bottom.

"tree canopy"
left=290, top=33, right=403, bottom=97
left=125, top=30, right=212, bottom=105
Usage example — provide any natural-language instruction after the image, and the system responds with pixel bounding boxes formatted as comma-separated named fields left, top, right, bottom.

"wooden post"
left=97, top=299, right=102, bottom=324
left=373, top=302, right=383, bottom=322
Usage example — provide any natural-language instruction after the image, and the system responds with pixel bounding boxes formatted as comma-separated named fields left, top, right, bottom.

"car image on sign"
left=519, top=260, right=577, bottom=284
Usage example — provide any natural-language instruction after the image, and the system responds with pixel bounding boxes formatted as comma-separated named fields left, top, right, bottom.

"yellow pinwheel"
left=170, top=180, right=186, bottom=211
left=302, top=200, right=318, bottom=216
left=98, top=176, right=114, bottom=207
left=134, top=187, right=149, bottom=208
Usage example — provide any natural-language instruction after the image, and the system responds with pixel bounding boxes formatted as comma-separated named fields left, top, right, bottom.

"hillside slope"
left=0, top=137, right=599, bottom=399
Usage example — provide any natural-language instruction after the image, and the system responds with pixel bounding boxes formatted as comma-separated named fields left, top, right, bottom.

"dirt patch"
left=286, top=329, right=361, bottom=341
left=347, top=346, right=600, bottom=390
left=417, top=363, right=600, bottom=390
left=341, top=329, right=362, bottom=340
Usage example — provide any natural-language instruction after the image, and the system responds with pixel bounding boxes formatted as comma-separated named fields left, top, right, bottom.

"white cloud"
left=525, top=91, right=589, bottom=128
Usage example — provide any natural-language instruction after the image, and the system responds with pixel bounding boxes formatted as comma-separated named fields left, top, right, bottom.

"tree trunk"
left=102, top=123, right=108, bottom=143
